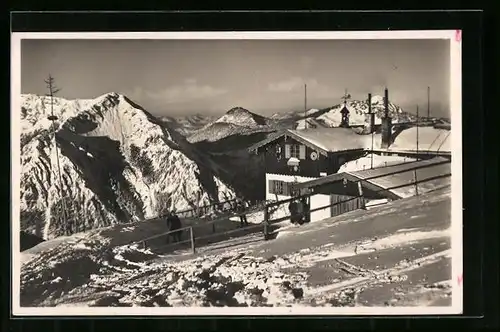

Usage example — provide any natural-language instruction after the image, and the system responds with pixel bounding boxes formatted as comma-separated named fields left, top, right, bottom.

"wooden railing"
left=261, top=171, right=451, bottom=238
left=131, top=200, right=269, bottom=253
left=133, top=161, right=451, bottom=254
left=172, top=198, right=240, bottom=219
left=138, top=225, right=197, bottom=254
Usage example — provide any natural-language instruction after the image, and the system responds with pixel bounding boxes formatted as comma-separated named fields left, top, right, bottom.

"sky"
left=21, top=38, right=450, bottom=118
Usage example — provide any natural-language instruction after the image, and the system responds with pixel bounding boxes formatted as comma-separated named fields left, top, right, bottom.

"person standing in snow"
left=165, top=210, right=183, bottom=244
left=237, top=198, right=249, bottom=227
left=165, top=211, right=173, bottom=245
left=170, top=210, right=183, bottom=242
left=288, top=199, right=300, bottom=225
left=295, top=198, right=305, bottom=225
left=300, top=196, right=310, bottom=224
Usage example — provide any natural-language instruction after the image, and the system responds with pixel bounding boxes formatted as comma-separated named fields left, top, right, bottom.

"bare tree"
left=45, top=74, right=70, bottom=235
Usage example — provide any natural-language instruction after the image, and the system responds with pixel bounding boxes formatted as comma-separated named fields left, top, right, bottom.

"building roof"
left=247, top=130, right=287, bottom=153
left=289, top=128, right=371, bottom=154
left=248, top=127, right=371, bottom=156
left=390, top=126, right=451, bottom=152
left=247, top=123, right=452, bottom=157
left=292, top=157, right=451, bottom=199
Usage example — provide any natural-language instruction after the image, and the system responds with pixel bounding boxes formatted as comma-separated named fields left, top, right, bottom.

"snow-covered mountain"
left=160, top=114, right=216, bottom=136
left=19, top=92, right=235, bottom=240
left=187, top=107, right=275, bottom=143
left=214, top=107, right=269, bottom=127
left=296, top=96, right=415, bottom=129
left=269, top=110, right=300, bottom=121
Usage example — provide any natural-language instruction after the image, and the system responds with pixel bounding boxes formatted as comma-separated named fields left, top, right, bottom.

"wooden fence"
left=261, top=171, right=451, bottom=238
left=172, top=198, right=240, bottom=219
left=132, top=162, right=451, bottom=255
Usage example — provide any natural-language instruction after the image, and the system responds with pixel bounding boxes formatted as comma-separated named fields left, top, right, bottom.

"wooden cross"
left=341, top=89, right=351, bottom=104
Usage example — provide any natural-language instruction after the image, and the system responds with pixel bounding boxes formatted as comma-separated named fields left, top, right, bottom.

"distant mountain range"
left=18, top=91, right=431, bottom=242
left=159, top=114, right=217, bottom=136
left=179, top=96, right=416, bottom=143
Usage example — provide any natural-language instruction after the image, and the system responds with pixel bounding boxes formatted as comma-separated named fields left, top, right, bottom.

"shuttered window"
left=299, top=145, right=306, bottom=160
left=286, top=144, right=305, bottom=160
left=285, top=144, right=306, bottom=160
left=268, top=180, right=292, bottom=196
left=290, top=145, right=300, bottom=159
left=285, top=144, right=291, bottom=159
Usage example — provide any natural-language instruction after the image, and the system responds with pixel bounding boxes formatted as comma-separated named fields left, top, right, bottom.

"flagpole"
left=304, top=83, right=307, bottom=129
left=369, top=93, right=374, bottom=169
left=427, top=86, right=430, bottom=119
left=416, top=105, right=419, bottom=161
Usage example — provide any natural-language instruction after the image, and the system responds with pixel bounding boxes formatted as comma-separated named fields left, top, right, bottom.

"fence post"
left=357, top=181, right=366, bottom=210
left=190, top=226, right=196, bottom=254
left=413, top=169, right=419, bottom=196
left=263, top=205, right=269, bottom=240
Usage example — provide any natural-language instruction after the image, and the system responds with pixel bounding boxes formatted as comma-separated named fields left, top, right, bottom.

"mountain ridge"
left=19, top=92, right=236, bottom=240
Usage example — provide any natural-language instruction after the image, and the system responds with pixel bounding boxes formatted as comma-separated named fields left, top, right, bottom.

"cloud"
left=268, top=77, right=304, bottom=92
left=268, top=76, right=333, bottom=98
left=128, top=81, right=228, bottom=105
left=184, top=78, right=197, bottom=85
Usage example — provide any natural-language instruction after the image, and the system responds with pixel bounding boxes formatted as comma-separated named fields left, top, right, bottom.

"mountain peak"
left=226, top=106, right=250, bottom=115
left=102, top=91, right=121, bottom=98
left=215, top=107, right=269, bottom=127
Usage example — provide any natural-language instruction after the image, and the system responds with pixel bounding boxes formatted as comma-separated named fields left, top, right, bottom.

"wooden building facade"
left=248, top=128, right=371, bottom=222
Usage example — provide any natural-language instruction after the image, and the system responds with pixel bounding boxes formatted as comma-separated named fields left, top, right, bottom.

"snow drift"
left=19, top=187, right=453, bottom=308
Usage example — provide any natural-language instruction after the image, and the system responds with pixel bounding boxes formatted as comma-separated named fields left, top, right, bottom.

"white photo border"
left=11, top=30, right=463, bottom=316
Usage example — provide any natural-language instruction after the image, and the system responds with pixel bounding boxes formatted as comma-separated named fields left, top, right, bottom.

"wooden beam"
left=263, top=206, right=269, bottom=240
left=413, top=169, right=419, bottom=196
left=190, top=227, right=196, bottom=254
left=357, top=181, right=366, bottom=209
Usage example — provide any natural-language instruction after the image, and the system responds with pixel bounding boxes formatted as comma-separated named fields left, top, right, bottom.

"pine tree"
left=44, top=74, right=70, bottom=235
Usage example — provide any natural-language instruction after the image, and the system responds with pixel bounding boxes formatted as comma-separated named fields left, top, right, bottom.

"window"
left=285, top=144, right=306, bottom=160
left=274, top=181, right=284, bottom=195
left=290, top=144, right=300, bottom=159
left=268, top=180, right=291, bottom=196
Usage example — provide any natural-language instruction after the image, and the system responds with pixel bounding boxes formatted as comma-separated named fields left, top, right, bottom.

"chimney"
left=381, top=87, right=393, bottom=149
left=368, top=93, right=375, bottom=133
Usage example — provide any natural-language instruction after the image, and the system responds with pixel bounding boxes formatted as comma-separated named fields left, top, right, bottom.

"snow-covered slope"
left=299, top=96, right=415, bottom=129
left=19, top=187, right=452, bottom=308
left=19, top=93, right=235, bottom=240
